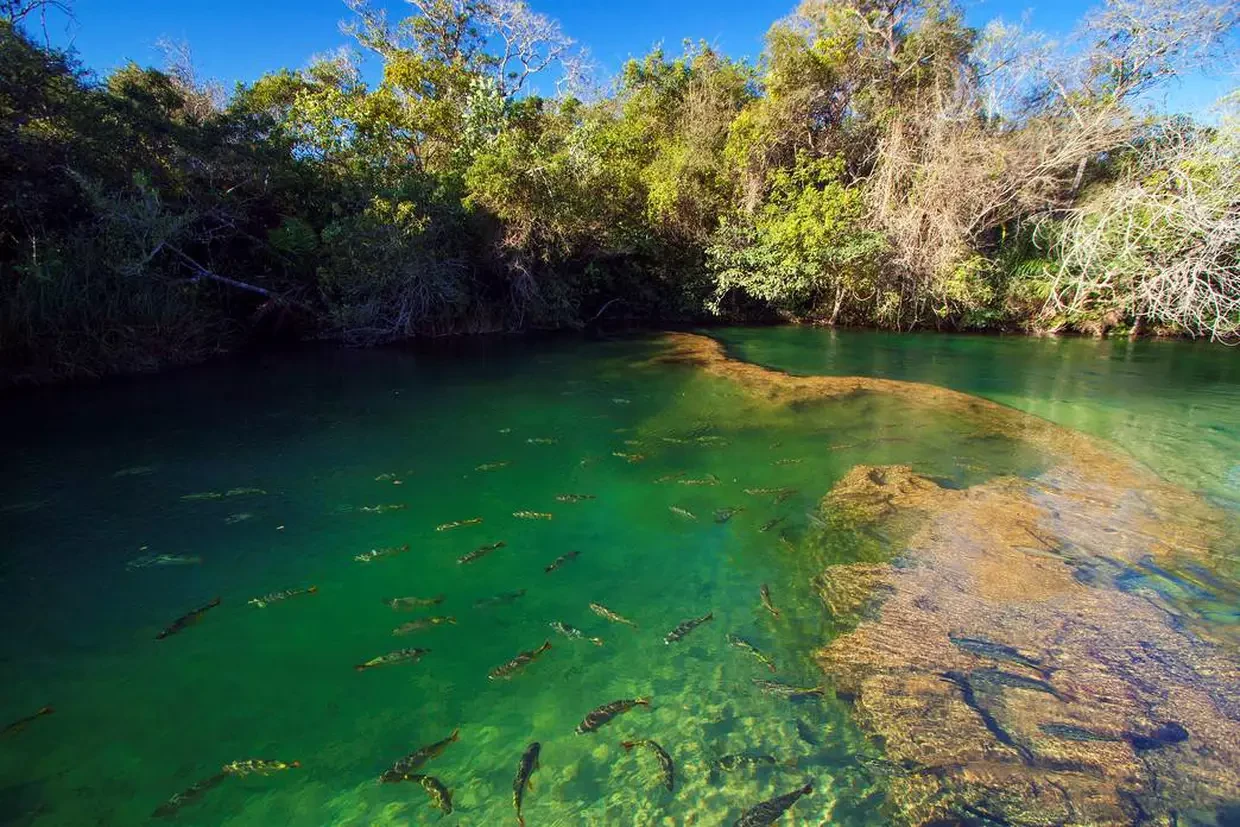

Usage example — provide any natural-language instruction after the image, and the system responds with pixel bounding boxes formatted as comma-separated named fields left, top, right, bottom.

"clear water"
left=710, top=326, right=1240, bottom=507
left=1, top=329, right=1237, bottom=826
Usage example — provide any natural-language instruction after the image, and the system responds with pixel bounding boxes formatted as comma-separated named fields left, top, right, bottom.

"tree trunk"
left=828, top=288, right=844, bottom=326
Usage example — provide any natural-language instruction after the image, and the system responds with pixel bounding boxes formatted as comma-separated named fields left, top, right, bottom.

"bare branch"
left=475, top=0, right=584, bottom=97
left=154, top=37, right=226, bottom=117
left=1044, top=110, right=1240, bottom=340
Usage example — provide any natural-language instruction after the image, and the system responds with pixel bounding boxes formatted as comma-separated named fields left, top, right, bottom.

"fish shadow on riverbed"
left=1212, top=802, right=1240, bottom=826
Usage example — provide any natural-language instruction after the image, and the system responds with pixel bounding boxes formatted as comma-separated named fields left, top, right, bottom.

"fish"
left=772, top=459, right=803, bottom=466
left=660, top=437, right=689, bottom=444
left=941, top=671, right=1034, bottom=764
left=794, top=720, right=820, bottom=746
left=475, top=589, right=527, bottom=608
left=222, top=759, right=300, bottom=777
left=499, top=427, right=512, bottom=434
left=406, top=774, right=453, bottom=814
left=664, top=611, right=714, bottom=644
left=773, top=488, right=798, bottom=504
left=969, top=667, right=1064, bottom=700
left=436, top=517, right=482, bottom=531
left=759, top=584, right=780, bottom=618
left=489, top=640, right=553, bottom=680
left=113, top=465, right=157, bottom=477
left=380, top=729, right=460, bottom=781
left=550, top=621, right=603, bottom=646
left=590, top=602, right=637, bottom=627
left=733, top=781, right=814, bottom=826
left=224, top=512, right=253, bottom=524
left=375, top=472, right=399, bottom=481
left=714, top=507, right=744, bottom=523
left=554, top=493, right=596, bottom=503
left=727, top=634, right=777, bottom=672
left=678, top=474, right=720, bottom=486
left=745, top=486, right=796, bottom=502
left=513, top=510, right=553, bottom=520
left=0, top=498, right=49, bottom=513
left=696, top=435, right=727, bottom=444
left=1038, top=722, right=1123, bottom=742
left=527, top=437, right=557, bottom=445
left=544, top=550, right=580, bottom=573
left=621, top=739, right=675, bottom=791
left=2, top=705, right=53, bottom=737
left=575, top=697, right=651, bottom=734
left=155, top=597, right=221, bottom=640
left=181, top=492, right=223, bottom=501
left=359, top=504, right=406, bottom=514
left=248, top=585, right=317, bottom=608
left=126, top=553, right=202, bottom=570
left=152, top=772, right=229, bottom=818
left=393, top=616, right=456, bottom=635
left=513, top=742, right=541, bottom=826
left=714, top=753, right=785, bottom=772
left=655, top=472, right=687, bottom=483
left=354, top=544, right=410, bottom=563
left=752, top=679, right=824, bottom=700
left=354, top=647, right=429, bottom=671
left=476, top=461, right=510, bottom=471
left=458, top=541, right=506, bottom=564
left=225, top=487, right=266, bottom=497
left=623, top=440, right=643, bottom=446
left=385, top=594, right=444, bottom=610
left=612, top=397, right=631, bottom=404
left=612, top=451, right=646, bottom=463
left=669, top=506, right=697, bottom=521
left=949, top=635, right=1045, bottom=672
left=759, top=517, right=785, bottom=533
left=1127, top=721, right=1189, bottom=751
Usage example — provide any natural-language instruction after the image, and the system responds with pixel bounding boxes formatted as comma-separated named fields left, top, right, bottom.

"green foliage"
left=317, top=190, right=475, bottom=342
left=936, top=255, right=997, bottom=320
left=708, top=154, right=887, bottom=318
left=2, top=0, right=1236, bottom=384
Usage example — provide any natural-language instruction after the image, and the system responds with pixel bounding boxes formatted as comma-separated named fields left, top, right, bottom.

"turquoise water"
left=1, top=329, right=1238, bottom=825
left=711, top=326, right=1240, bottom=507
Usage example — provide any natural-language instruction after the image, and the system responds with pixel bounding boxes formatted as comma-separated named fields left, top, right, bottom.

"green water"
left=0, top=329, right=1236, bottom=825
left=711, top=326, right=1240, bottom=507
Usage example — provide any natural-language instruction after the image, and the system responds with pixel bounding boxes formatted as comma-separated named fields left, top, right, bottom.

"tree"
left=708, top=154, right=887, bottom=321
left=1043, top=110, right=1240, bottom=339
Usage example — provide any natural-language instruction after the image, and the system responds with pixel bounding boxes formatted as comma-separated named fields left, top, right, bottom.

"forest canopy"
left=0, top=0, right=1237, bottom=384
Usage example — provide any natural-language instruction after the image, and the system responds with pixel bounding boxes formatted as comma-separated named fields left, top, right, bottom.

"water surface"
left=1, top=329, right=1237, bottom=825
left=712, top=326, right=1240, bottom=505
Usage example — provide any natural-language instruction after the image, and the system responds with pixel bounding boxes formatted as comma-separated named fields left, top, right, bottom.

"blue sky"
left=36, top=0, right=1236, bottom=115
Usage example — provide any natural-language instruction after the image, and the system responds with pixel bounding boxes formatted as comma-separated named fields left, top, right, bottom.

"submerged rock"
left=652, top=334, right=1240, bottom=826
left=815, top=467, right=1240, bottom=825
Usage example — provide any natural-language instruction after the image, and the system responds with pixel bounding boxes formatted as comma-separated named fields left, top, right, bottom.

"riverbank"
left=5, top=0, right=1237, bottom=394
left=0, top=314, right=1205, bottom=392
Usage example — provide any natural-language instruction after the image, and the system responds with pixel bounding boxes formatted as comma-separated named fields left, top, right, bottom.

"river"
left=2, top=328, right=1237, bottom=826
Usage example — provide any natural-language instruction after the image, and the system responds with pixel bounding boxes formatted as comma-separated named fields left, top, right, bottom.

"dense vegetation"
left=1, top=0, right=1237, bottom=384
